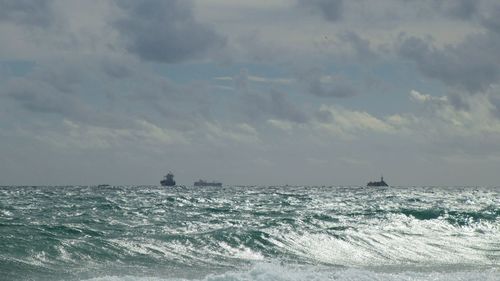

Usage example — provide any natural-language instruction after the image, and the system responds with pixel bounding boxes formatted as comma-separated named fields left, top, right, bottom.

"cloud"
left=480, top=2, right=500, bottom=34
left=33, top=119, right=184, bottom=149
left=407, top=89, right=500, bottom=137
left=243, top=89, right=309, bottom=124
left=203, top=122, right=260, bottom=145
left=338, top=31, right=377, bottom=61
left=299, top=68, right=357, bottom=98
left=298, top=0, right=343, bottom=22
left=489, top=93, right=500, bottom=119
left=215, top=74, right=292, bottom=85
left=30, top=117, right=260, bottom=152
left=267, top=119, right=294, bottom=131
left=262, top=104, right=400, bottom=141
left=1, top=56, right=184, bottom=130
left=264, top=90, right=308, bottom=123
left=310, top=76, right=357, bottom=98
left=397, top=33, right=500, bottom=93
left=230, top=69, right=308, bottom=124
left=396, top=1, right=500, bottom=94
left=5, top=77, right=89, bottom=117
left=409, top=90, right=447, bottom=104
left=0, top=0, right=53, bottom=27
left=432, top=0, right=480, bottom=20
left=114, top=0, right=225, bottom=63
left=231, top=29, right=288, bottom=63
left=316, top=105, right=394, bottom=134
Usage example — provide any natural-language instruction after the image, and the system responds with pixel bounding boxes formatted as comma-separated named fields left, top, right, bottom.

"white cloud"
left=410, top=90, right=447, bottom=103
left=33, top=119, right=187, bottom=150
left=267, top=119, right=294, bottom=131
left=317, top=105, right=394, bottom=133
left=408, top=90, right=500, bottom=136
left=203, top=121, right=260, bottom=144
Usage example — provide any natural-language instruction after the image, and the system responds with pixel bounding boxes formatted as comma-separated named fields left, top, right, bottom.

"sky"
left=1, top=0, right=500, bottom=186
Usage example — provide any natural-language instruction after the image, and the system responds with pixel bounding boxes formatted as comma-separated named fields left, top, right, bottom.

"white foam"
left=265, top=212, right=499, bottom=267
left=218, top=241, right=264, bottom=261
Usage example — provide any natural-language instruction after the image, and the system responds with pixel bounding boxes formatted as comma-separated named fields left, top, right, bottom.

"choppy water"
left=0, top=185, right=499, bottom=281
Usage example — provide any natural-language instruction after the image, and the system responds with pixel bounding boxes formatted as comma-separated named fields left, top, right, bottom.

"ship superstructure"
left=161, top=172, right=176, bottom=186
left=367, top=176, right=388, bottom=187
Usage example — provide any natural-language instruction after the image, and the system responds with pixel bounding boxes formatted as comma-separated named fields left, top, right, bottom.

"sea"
left=0, top=185, right=498, bottom=281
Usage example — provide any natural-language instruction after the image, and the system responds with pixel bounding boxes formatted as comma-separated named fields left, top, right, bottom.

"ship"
left=161, top=172, right=176, bottom=186
left=367, top=176, right=388, bottom=187
left=194, top=179, right=222, bottom=187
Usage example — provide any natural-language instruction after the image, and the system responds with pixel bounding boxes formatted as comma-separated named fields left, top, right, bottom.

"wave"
left=82, top=263, right=499, bottom=281
left=0, top=185, right=499, bottom=280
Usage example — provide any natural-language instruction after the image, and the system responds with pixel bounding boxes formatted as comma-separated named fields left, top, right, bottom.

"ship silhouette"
left=367, top=176, right=388, bottom=187
left=194, top=179, right=222, bottom=187
left=161, top=172, right=176, bottom=186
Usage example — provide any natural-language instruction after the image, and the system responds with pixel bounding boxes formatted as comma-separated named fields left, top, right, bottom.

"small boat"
left=161, top=172, right=176, bottom=186
left=367, top=176, right=389, bottom=187
left=194, top=179, right=222, bottom=187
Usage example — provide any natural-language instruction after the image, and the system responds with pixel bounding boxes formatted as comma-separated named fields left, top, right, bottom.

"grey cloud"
left=6, top=78, right=88, bottom=117
left=234, top=69, right=249, bottom=93
left=299, top=68, right=357, bottom=98
left=234, top=69, right=307, bottom=123
left=37, top=64, right=87, bottom=94
left=397, top=0, right=480, bottom=21
left=101, top=60, right=134, bottom=79
left=298, top=0, right=343, bottom=22
left=2, top=55, right=229, bottom=133
left=5, top=77, right=130, bottom=130
left=314, top=108, right=333, bottom=123
left=339, top=31, right=377, bottom=61
left=308, top=77, right=356, bottom=98
left=1, top=58, right=153, bottom=129
left=243, top=90, right=308, bottom=124
left=432, top=0, right=479, bottom=20
left=447, top=92, right=470, bottom=111
left=396, top=1, right=500, bottom=95
left=267, top=91, right=308, bottom=123
left=0, top=0, right=53, bottom=27
left=397, top=33, right=500, bottom=93
left=489, top=94, right=500, bottom=119
left=429, top=0, right=500, bottom=27
left=480, top=3, right=500, bottom=34
left=114, top=0, right=225, bottom=63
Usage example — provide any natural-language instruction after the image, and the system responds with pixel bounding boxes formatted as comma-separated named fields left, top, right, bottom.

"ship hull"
left=161, top=180, right=176, bottom=186
left=367, top=182, right=388, bottom=187
left=194, top=182, right=222, bottom=187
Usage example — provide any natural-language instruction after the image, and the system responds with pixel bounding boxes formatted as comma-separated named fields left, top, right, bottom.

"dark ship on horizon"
left=161, top=172, right=176, bottom=186
left=367, top=176, right=388, bottom=187
left=194, top=179, right=222, bottom=187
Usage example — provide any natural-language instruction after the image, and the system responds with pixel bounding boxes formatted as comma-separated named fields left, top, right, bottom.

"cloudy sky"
left=1, top=0, right=500, bottom=186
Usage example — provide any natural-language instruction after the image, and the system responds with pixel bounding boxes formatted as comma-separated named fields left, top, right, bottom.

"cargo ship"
left=194, top=179, right=222, bottom=187
left=161, top=172, right=176, bottom=186
left=367, top=176, right=388, bottom=187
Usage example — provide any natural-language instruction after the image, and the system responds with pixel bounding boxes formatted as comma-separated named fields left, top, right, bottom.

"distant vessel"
left=194, top=179, right=222, bottom=187
left=97, top=184, right=110, bottom=188
left=161, top=172, right=176, bottom=186
left=367, top=176, right=388, bottom=187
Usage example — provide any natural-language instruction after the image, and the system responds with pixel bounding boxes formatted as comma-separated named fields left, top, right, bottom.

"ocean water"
left=0, top=185, right=498, bottom=281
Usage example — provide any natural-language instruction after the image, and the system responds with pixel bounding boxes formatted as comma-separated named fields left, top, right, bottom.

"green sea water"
left=0, top=185, right=499, bottom=281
